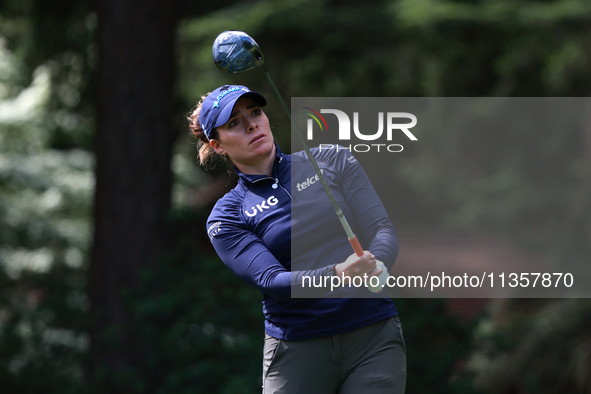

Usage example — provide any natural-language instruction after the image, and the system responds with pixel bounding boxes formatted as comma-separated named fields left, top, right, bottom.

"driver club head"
left=212, top=30, right=265, bottom=74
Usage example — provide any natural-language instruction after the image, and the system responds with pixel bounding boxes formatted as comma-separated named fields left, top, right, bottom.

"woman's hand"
left=334, top=251, right=382, bottom=279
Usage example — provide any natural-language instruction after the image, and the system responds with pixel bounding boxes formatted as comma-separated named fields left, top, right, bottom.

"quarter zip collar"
left=236, top=144, right=288, bottom=186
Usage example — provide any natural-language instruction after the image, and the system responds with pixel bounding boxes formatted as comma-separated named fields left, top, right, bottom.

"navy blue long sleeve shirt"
left=206, top=145, right=399, bottom=340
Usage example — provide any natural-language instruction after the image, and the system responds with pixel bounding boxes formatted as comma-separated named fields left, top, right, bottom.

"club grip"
left=349, top=235, right=364, bottom=257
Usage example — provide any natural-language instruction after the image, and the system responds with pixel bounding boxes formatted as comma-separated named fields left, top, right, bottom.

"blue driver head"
left=212, top=30, right=265, bottom=74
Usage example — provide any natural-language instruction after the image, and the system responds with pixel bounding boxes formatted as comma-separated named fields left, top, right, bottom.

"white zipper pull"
left=272, top=178, right=279, bottom=189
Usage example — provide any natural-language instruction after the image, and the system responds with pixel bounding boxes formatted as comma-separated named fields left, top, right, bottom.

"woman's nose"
left=246, top=118, right=257, bottom=132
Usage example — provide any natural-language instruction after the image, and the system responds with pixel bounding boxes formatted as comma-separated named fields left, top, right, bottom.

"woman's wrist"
left=325, top=263, right=343, bottom=278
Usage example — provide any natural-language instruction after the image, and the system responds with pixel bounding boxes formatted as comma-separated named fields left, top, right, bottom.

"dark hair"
left=187, top=93, right=231, bottom=170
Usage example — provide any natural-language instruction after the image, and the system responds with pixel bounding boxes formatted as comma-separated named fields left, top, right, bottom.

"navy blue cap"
left=200, top=85, right=267, bottom=140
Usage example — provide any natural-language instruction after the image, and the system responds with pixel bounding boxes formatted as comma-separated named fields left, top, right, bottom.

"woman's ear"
left=210, top=139, right=225, bottom=155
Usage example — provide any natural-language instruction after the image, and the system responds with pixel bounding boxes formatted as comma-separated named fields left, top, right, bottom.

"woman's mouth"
left=250, top=134, right=265, bottom=144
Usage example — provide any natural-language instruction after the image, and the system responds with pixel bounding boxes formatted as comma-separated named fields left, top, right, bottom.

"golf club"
left=212, top=31, right=388, bottom=292
left=212, top=30, right=363, bottom=256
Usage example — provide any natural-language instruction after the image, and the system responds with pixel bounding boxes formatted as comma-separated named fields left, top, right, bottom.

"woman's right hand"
left=334, top=251, right=382, bottom=279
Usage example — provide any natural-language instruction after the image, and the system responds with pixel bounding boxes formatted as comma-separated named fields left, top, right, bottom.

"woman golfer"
left=189, top=84, right=406, bottom=393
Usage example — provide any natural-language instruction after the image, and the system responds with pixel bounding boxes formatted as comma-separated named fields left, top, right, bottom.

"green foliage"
left=0, top=265, right=87, bottom=394
left=468, top=299, right=591, bottom=393
left=96, top=209, right=264, bottom=394
left=0, top=3, right=94, bottom=390
left=396, top=298, right=480, bottom=394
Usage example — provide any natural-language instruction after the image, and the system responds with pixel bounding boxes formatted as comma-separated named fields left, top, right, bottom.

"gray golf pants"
left=262, top=316, right=406, bottom=393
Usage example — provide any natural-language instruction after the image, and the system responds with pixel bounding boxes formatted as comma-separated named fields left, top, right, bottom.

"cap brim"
left=213, top=91, right=268, bottom=129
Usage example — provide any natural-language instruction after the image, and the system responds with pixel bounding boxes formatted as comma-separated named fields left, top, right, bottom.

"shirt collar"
left=236, top=144, right=287, bottom=185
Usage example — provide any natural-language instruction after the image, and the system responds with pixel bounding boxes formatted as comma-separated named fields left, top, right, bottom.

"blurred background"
left=1, top=0, right=590, bottom=393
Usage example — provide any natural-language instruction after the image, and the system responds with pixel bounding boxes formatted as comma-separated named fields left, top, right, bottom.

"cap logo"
left=212, top=86, right=250, bottom=108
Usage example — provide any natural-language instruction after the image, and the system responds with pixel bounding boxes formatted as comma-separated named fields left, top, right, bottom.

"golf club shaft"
left=262, top=67, right=364, bottom=257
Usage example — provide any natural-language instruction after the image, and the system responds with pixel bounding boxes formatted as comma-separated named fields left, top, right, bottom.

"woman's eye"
left=252, top=108, right=262, bottom=116
left=229, top=119, right=238, bottom=127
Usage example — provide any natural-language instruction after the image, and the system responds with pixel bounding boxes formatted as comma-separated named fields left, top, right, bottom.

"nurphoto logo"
left=303, top=107, right=418, bottom=153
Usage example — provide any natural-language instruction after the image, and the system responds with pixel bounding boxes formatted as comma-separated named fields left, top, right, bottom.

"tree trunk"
left=89, top=0, right=176, bottom=389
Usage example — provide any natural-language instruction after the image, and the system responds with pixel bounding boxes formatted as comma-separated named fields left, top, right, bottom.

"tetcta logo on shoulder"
left=302, top=107, right=418, bottom=153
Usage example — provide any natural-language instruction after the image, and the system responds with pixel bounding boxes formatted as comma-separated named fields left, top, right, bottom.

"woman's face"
left=210, top=96, right=275, bottom=172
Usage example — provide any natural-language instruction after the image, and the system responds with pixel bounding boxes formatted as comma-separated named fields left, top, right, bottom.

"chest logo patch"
left=245, top=195, right=279, bottom=217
